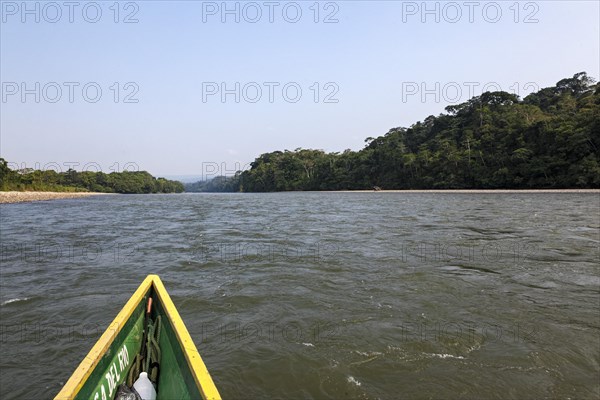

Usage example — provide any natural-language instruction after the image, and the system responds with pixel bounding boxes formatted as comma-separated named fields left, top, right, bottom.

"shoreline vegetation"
left=0, top=160, right=184, bottom=194
left=187, top=72, right=600, bottom=193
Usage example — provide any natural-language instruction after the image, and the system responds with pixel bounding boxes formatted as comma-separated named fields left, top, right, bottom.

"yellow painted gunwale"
left=54, top=275, right=221, bottom=400
left=152, top=276, right=221, bottom=400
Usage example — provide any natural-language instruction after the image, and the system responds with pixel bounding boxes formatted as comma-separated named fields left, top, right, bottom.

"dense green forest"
left=0, top=160, right=184, bottom=193
left=187, top=72, right=599, bottom=192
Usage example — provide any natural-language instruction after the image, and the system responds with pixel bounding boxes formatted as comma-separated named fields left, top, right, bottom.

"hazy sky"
left=1, top=0, right=598, bottom=177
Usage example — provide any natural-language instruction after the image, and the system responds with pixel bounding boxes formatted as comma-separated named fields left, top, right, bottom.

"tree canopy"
left=186, top=72, right=599, bottom=192
left=0, top=162, right=184, bottom=194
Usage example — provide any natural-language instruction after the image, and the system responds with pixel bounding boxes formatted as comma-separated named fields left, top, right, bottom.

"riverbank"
left=0, top=191, right=106, bottom=204
left=336, top=189, right=600, bottom=193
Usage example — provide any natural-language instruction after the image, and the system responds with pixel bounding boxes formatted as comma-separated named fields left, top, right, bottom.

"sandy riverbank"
left=335, top=189, right=600, bottom=193
left=0, top=191, right=106, bottom=204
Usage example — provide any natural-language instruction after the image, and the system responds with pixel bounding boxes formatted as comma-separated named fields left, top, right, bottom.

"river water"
left=1, top=193, right=599, bottom=399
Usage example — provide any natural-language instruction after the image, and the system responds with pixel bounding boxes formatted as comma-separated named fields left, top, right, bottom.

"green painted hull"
left=82, top=301, right=145, bottom=399
left=56, top=275, right=220, bottom=400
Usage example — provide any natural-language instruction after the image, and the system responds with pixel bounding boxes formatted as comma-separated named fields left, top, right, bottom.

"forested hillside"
left=187, top=72, right=599, bottom=192
left=0, top=160, right=184, bottom=193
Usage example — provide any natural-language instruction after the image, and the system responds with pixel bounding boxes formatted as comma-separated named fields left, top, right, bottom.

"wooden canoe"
left=55, top=275, right=221, bottom=400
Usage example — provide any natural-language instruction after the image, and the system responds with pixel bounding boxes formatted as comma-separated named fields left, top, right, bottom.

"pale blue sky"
left=1, top=1, right=598, bottom=177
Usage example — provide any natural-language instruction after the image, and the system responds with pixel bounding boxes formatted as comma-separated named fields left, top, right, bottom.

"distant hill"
left=185, top=176, right=238, bottom=192
left=163, top=175, right=207, bottom=184
left=187, top=72, right=599, bottom=192
left=0, top=161, right=184, bottom=194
